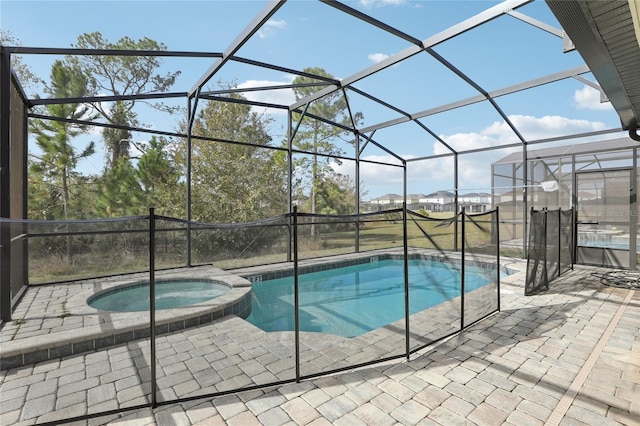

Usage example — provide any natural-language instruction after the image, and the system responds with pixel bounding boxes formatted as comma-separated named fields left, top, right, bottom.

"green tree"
left=136, top=136, right=183, bottom=217
left=0, top=30, right=44, bottom=94
left=29, top=60, right=96, bottom=222
left=291, top=67, right=363, bottom=234
left=315, top=174, right=361, bottom=216
left=29, top=61, right=96, bottom=262
left=94, top=134, right=182, bottom=219
left=27, top=159, right=60, bottom=220
left=101, top=102, right=135, bottom=170
left=95, top=160, right=143, bottom=218
left=65, top=32, right=180, bottom=169
left=181, top=87, right=285, bottom=223
left=175, top=85, right=287, bottom=260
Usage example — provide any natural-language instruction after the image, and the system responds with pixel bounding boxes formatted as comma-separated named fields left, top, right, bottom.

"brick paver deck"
left=1, top=262, right=638, bottom=425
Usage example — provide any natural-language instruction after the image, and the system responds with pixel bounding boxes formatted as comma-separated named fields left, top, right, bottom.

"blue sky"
left=1, top=0, right=626, bottom=199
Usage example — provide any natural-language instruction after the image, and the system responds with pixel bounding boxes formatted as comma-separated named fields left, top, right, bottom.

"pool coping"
left=229, top=247, right=524, bottom=340
left=1, top=248, right=525, bottom=370
left=232, top=247, right=519, bottom=283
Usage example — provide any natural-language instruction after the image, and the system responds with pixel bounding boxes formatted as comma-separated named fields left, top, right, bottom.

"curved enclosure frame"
left=1, top=0, right=638, bottom=423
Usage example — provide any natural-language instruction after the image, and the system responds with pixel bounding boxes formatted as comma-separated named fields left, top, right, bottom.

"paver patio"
left=1, top=262, right=638, bottom=425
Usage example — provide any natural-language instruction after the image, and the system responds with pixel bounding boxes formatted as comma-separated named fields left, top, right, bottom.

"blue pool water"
left=579, top=241, right=638, bottom=250
left=246, top=258, right=500, bottom=338
left=88, top=280, right=230, bottom=312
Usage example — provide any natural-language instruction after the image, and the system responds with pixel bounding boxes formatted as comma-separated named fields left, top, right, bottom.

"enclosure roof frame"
left=6, top=0, right=639, bottom=162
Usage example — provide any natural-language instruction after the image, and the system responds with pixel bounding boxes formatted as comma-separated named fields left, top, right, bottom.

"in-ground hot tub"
left=0, top=266, right=253, bottom=370
left=88, top=279, right=232, bottom=312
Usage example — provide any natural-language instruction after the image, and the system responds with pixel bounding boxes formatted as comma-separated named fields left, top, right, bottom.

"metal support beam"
left=573, top=75, right=608, bottom=103
left=355, top=133, right=361, bottom=253
left=424, top=46, right=528, bottom=144
left=506, top=9, right=564, bottom=38
left=359, top=133, right=404, bottom=163
left=1, top=47, right=12, bottom=322
left=189, top=0, right=286, bottom=97
left=361, top=65, right=590, bottom=135
left=454, top=154, right=459, bottom=252
left=347, top=86, right=456, bottom=156
left=186, top=96, right=194, bottom=267
left=292, top=0, right=532, bottom=110
left=6, top=45, right=223, bottom=58
left=30, top=91, right=187, bottom=107
left=505, top=9, right=576, bottom=52
left=287, top=109, right=293, bottom=262
left=522, top=144, right=529, bottom=257
left=148, top=208, right=157, bottom=407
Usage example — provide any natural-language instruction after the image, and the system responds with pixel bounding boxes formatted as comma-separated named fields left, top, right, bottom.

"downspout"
left=630, top=120, right=640, bottom=142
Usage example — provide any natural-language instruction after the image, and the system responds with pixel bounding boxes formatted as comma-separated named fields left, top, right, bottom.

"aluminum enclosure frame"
left=2, top=0, right=637, bottom=320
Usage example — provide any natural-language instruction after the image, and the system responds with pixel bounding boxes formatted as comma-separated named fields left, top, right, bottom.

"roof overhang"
left=546, top=0, right=640, bottom=140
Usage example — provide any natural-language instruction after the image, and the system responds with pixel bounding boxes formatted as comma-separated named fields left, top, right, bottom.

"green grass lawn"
left=27, top=216, right=505, bottom=284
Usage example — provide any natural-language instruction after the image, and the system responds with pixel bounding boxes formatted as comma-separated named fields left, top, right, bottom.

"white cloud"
left=574, top=85, right=614, bottom=111
left=332, top=154, right=411, bottom=197
left=257, top=19, right=287, bottom=39
left=477, top=114, right=606, bottom=143
left=428, top=114, right=608, bottom=193
left=359, top=0, right=406, bottom=7
left=433, top=132, right=498, bottom=156
left=237, top=78, right=296, bottom=115
left=368, top=53, right=390, bottom=64
left=328, top=113, right=610, bottom=199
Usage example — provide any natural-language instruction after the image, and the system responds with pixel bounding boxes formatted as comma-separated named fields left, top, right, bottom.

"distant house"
left=369, top=193, right=403, bottom=205
left=421, top=191, right=455, bottom=205
left=577, top=191, right=597, bottom=201
left=458, top=192, right=492, bottom=213
left=366, top=193, right=426, bottom=211
left=459, top=192, right=491, bottom=204
left=407, top=194, right=424, bottom=205
left=365, top=190, right=492, bottom=213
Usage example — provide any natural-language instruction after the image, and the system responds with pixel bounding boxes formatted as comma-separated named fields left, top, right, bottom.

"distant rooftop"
left=493, top=136, right=638, bottom=165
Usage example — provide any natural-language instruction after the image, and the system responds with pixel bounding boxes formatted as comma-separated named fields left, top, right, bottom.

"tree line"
left=15, top=32, right=364, bottom=225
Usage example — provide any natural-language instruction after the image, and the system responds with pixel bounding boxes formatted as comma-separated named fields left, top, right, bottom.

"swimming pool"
left=246, top=258, right=500, bottom=338
left=578, top=241, right=638, bottom=250
left=88, top=280, right=230, bottom=312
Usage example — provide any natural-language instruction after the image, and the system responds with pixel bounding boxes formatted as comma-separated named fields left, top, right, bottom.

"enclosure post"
left=149, top=208, right=157, bottom=408
left=287, top=110, right=293, bottom=262
left=496, top=206, right=501, bottom=312
left=21, top=83, right=28, bottom=289
left=403, top=159, right=407, bottom=211
left=557, top=208, right=562, bottom=279
left=454, top=154, right=459, bottom=252
left=543, top=209, right=548, bottom=279
left=186, top=97, right=193, bottom=267
left=571, top=160, right=579, bottom=268
left=0, top=47, right=12, bottom=322
left=293, top=206, right=300, bottom=381
left=631, top=150, right=638, bottom=271
left=570, top=207, right=575, bottom=270
left=355, top=134, right=361, bottom=253
left=402, top=202, right=410, bottom=360
left=522, top=145, right=529, bottom=258
left=460, top=207, right=466, bottom=330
